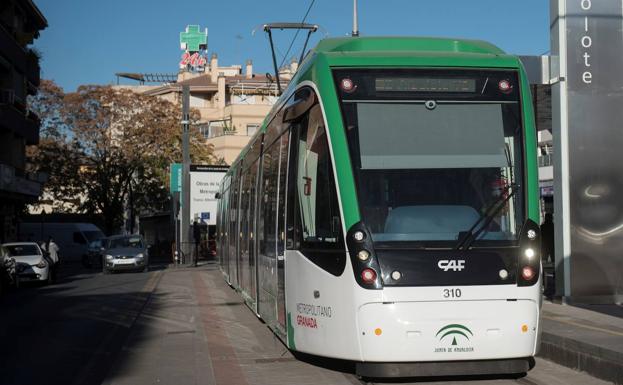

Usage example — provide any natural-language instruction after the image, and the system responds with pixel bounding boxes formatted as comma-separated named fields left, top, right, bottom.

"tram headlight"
left=348, top=222, right=382, bottom=290
left=518, top=219, right=541, bottom=287
left=391, top=270, right=402, bottom=281
left=357, top=249, right=370, bottom=261
left=353, top=231, right=365, bottom=242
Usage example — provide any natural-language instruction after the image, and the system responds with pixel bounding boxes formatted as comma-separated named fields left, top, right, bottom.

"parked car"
left=82, top=238, right=107, bottom=268
left=102, top=235, right=149, bottom=274
left=1, top=245, right=16, bottom=295
left=2, top=242, right=52, bottom=285
left=19, top=222, right=105, bottom=262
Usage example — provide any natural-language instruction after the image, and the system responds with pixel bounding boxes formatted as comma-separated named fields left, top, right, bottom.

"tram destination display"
left=375, top=77, right=476, bottom=92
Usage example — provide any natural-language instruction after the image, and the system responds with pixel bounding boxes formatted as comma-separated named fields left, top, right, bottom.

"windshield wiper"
left=454, top=184, right=518, bottom=251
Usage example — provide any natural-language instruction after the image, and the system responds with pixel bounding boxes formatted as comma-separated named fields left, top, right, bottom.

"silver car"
left=102, top=235, right=149, bottom=274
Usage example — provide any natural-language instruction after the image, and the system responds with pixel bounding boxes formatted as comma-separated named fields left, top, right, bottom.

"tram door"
left=257, top=131, right=290, bottom=330
left=220, top=182, right=229, bottom=279
left=276, top=131, right=290, bottom=329
left=228, top=168, right=241, bottom=287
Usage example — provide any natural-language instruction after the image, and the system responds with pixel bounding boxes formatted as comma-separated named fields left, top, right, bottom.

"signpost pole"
left=181, top=85, right=191, bottom=266
left=173, top=191, right=180, bottom=266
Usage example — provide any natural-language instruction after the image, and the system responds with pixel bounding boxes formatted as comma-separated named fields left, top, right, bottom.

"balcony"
left=0, top=25, right=41, bottom=87
left=206, top=135, right=252, bottom=165
left=0, top=103, right=40, bottom=145
left=538, top=154, right=553, bottom=167
left=0, top=163, right=42, bottom=198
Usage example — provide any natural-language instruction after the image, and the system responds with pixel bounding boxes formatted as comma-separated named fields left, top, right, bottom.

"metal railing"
left=538, top=154, right=553, bottom=167
left=173, top=241, right=215, bottom=265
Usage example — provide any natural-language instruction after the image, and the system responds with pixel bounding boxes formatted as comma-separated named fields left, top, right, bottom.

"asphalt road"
left=0, top=263, right=162, bottom=385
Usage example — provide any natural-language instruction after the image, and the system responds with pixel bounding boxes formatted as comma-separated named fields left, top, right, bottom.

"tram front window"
left=335, top=69, right=525, bottom=247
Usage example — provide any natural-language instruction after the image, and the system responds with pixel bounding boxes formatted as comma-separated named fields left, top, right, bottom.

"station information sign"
left=189, top=165, right=228, bottom=226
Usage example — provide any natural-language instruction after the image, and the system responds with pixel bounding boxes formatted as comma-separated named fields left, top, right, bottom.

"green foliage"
left=28, top=80, right=217, bottom=233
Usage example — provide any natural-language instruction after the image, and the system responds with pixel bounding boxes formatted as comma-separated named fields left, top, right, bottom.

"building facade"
left=120, top=55, right=294, bottom=165
left=0, top=0, right=46, bottom=242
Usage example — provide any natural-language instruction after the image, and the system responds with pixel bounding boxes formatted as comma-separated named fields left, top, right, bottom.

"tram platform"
left=101, top=262, right=622, bottom=385
left=540, top=300, right=623, bottom=384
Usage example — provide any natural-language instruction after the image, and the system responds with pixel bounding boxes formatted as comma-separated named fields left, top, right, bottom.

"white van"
left=19, top=223, right=105, bottom=262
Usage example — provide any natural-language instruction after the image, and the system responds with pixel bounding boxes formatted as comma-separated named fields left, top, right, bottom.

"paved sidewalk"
left=102, top=265, right=214, bottom=385
left=102, top=263, right=617, bottom=385
left=102, top=263, right=354, bottom=385
left=540, top=301, right=623, bottom=384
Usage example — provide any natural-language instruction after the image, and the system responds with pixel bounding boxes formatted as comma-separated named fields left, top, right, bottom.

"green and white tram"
left=216, top=37, right=541, bottom=377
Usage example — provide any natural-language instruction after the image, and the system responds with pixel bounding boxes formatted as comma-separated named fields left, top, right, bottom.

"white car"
left=2, top=242, right=52, bottom=285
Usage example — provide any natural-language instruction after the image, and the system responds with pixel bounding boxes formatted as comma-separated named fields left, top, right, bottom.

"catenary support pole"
left=352, top=0, right=359, bottom=37
left=181, top=85, right=191, bottom=265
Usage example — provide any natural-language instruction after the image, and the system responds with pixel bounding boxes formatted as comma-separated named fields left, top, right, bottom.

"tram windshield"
left=334, top=69, right=525, bottom=247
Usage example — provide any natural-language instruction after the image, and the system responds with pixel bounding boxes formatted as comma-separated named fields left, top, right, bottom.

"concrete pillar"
left=210, top=53, right=218, bottom=83
left=245, top=59, right=253, bottom=79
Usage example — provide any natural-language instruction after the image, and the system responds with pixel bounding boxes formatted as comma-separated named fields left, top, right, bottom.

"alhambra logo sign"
left=434, top=324, right=475, bottom=353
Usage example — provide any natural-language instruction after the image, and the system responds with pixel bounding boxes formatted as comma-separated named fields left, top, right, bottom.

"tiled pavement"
left=102, top=263, right=618, bottom=385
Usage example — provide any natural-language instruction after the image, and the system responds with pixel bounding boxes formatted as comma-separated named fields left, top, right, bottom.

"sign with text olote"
left=554, top=0, right=623, bottom=300
left=190, top=165, right=228, bottom=226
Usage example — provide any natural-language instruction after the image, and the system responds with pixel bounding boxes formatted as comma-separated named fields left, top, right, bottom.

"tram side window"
left=292, top=102, right=345, bottom=275
left=277, top=131, right=289, bottom=256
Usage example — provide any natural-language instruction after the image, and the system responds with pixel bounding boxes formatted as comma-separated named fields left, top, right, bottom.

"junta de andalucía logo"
left=436, top=324, right=473, bottom=346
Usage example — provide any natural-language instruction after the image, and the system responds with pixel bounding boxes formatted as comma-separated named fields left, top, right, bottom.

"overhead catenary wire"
left=278, top=0, right=316, bottom=69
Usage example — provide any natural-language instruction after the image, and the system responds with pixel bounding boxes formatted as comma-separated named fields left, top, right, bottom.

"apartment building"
left=0, top=0, right=46, bottom=241
left=132, top=55, right=294, bottom=164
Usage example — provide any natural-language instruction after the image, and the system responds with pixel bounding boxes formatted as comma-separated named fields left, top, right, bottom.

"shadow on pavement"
left=0, top=263, right=163, bottom=385
left=573, top=303, right=623, bottom=319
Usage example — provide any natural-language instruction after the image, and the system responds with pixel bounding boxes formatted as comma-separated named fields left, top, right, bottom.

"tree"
left=29, top=81, right=218, bottom=234
left=27, top=80, right=84, bottom=212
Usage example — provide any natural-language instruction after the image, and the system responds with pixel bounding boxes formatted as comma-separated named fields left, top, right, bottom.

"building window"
left=247, top=124, right=259, bottom=136
left=198, top=125, right=210, bottom=139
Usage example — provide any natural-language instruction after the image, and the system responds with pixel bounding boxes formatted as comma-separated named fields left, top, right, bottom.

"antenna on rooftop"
left=352, top=0, right=359, bottom=37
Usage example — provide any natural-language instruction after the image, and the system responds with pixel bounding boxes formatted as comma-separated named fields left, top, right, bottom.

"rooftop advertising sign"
left=179, top=25, right=208, bottom=72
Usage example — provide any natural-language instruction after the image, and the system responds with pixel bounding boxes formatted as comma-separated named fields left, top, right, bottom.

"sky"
left=33, top=0, right=550, bottom=92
